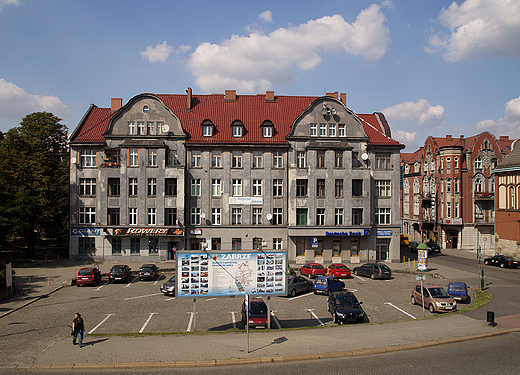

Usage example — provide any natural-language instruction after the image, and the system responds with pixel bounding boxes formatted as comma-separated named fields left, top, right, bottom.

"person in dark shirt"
left=72, top=313, right=85, bottom=348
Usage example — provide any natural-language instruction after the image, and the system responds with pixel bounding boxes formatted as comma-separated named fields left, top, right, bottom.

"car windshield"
left=450, top=284, right=466, bottom=292
left=168, top=276, right=175, bottom=282
left=79, top=270, right=92, bottom=276
left=336, top=295, right=358, bottom=307
left=250, top=303, right=266, bottom=314
left=112, top=267, right=125, bottom=272
left=336, top=265, right=348, bottom=269
left=141, top=267, right=154, bottom=273
left=428, top=287, right=450, bottom=298
left=314, top=279, right=326, bottom=285
left=313, top=265, right=325, bottom=269
left=379, top=265, right=391, bottom=271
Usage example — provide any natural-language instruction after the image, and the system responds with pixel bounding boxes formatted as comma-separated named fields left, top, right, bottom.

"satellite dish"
left=201, top=213, right=206, bottom=219
left=162, top=124, right=170, bottom=133
left=71, top=157, right=77, bottom=164
left=361, top=153, right=369, bottom=161
left=266, top=213, right=272, bottom=220
left=330, top=108, right=337, bottom=115
left=321, top=107, right=330, bottom=116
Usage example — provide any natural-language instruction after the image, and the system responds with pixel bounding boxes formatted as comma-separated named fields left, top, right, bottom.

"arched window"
left=475, top=178, right=483, bottom=193
left=510, top=185, right=515, bottom=209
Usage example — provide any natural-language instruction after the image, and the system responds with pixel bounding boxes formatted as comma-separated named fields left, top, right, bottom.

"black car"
left=484, top=254, right=520, bottom=268
left=353, top=263, right=391, bottom=279
left=327, top=291, right=366, bottom=324
left=108, top=264, right=132, bottom=283
left=427, top=242, right=441, bottom=253
left=139, top=264, right=159, bottom=280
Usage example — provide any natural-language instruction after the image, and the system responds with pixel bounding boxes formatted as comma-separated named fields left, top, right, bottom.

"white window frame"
left=203, top=125, right=213, bottom=137
left=273, top=179, right=283, bottom=197
left=129, top=149, right=139, bottom=167
left=191, top=179, right=201, bottom=196
left=310, top=123, right=317, bottom=137
left=232, top=151, right=242, bottom=168
left=273, top=238, right=283, bottom=249
left=232, top=179, right=242, bottom=196
left=262, top=126, right=272, bottom=138
left=79, top=207, right=96, bottom=224
left=338, top=124, right=345, bottom=137
left=212, top=208, right=221, bottom=225
left=80, top=150, right=97, bottom=167
left=273, top=151, right=283, bottom=168
left=129, top=178, right=138, bottom=196
left=148, top=149, right=157, bottom=167
left=212, top=151, right=222, bottom=168
left=147, top=122, right=155, bottom=135
left=128, top=121, right=135, bottom=135
left=335, top=208, right=343, bottom=226
left=212, top=179, right=222, bottom=196
left=329, top=123, right=336, bottom=137
left=252, top=207, right=262, bottom=225
left=273, top=208, right=283, bottom=225
left=148, top=208, right=157, bottom=225
left=232, top=207, right=242, bottom=225
left=233, top=126, right=243, bottom=137
left=129, top=208, right=138, bottom=225
left=297, top=151, right=306, bottom=168
left=191, top=150, right=201, bottom=168
left=319, top=123, right=327, bottom=136
left=191, top=207, right=201, bottom=225
left=252, top=151, right=263, bottom=168
left=252, top=179, right=262, bottom=196
left=137, top=122, right=145, bottom=135
left=376, top=208, right=391, bottom=225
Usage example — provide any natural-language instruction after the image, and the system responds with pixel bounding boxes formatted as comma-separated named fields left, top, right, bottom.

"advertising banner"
left=176, top=251, right=287, bottom=297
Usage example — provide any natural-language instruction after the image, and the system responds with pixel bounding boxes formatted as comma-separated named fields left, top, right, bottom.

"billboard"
left=176, top=251, right=287, bottom=297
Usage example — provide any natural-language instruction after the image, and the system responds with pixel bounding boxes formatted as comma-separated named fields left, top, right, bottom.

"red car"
left=76, top=267, right=102, bottom=286
left=300, top=263, right=327, bottom=278
left=326, top=263, right=351, bottom=278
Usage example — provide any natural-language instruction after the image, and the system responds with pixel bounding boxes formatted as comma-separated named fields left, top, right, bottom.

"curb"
left=0, top=285, right=64, bottom=319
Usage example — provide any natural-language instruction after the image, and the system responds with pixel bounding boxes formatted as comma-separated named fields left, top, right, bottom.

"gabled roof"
left=495, top=143, right=520, bottom=171
left=401, top=147, right=423, bottom=164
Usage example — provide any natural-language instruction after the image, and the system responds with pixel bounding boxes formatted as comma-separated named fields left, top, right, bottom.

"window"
left=317, top=179, right=325, bottom=197
left=375, top=152, right=391, bottom=169
left=338, top=124, right=345, bottom=137
left=108, top=208, right=120, bottom=225
left=148, top=149, right=158, bottom=167
left=375, top=208, right=391, bottom=225
left=455, top=157, right=459, bottom=169
left=335, top=179, right=343, bottom=198
left=165, top=178, right=177, bottom=196
left=252, top=207, right=262, bottom=225
left=191, top=150, right=201, bottom=168
left=165, top=208, right=177, bottom=226
left=455, top=178, right=460, bottom=193
left=352, top=208, right=363, bottom=225
left=137, top=122, right=145, bottom=135
left=352, top=179, right=363, bottom=196
left=296, top=238, right=305, bottom=256
left=335, top=208, right=343, bottom=226
left=483, top=139, right=491, bottom=150
left=319, top=123, right=327, bottom=136
left=252, top=179, right=262, bottom=196
left=148, top=208, right=156, bottom=225
left=232, top=238, right=242, bottom=250
left=446, top=178, right=452, bottom=194
left=129, top=149, right=139, bottom=167
left=352, top=151, right=362, bottom=168
left=111, top=237, right=122, bottom=254
left=78, top=237, right=95, bottom=254
left=191, top=207, right=201, bottom=225
left=156, top=122, right=164, bottom=135
left=79, top=207, right=95, bottom=224
left=212, top=179, right=222, bottom=196
left=147, top=122, right=155, bottom=135
left=191, top=179, right=201, bottom=196
left=297, top=208, right=308, bottom=225
left=455, top=202, right=459, bottom=217
left=273, top=208, right=283, bottom=225
left=329, top=123, right=336, bottom=137
left=273, top=238, right=283, bottom=249
left=129, top=178, right=138, bottom=196
left=474, top=158, right=482, bottom=170
left=147, top=178, right=157, bottom=196
left=167, top=149, right=179, bottom=166
left=80, top=150, right=96, bottom=167
left=316, top=208, right=325, bottom=225
left=212, top=238, right=222, bottom=251
left=232, top=179, right=242, bottom=196
left=130, top=238, right=140, bottom=254
left=446, top=202, right=451, bottom=218
left=446, top=157, right=451, bottom=170
left=129, top=208, right=138, bottom=225
left=273, top=151, right=283, bottom=168
left=262, top=126, right=272, bottom=138
left=316, top=150, right=325, bottom=168
left=475, top=178, right=483, bottom=193
left=212, top=208, right=221, bottom=225
left=335, top=150, right=343, bottom=168
left=128, top=121, right=135, bottom=135
left=296, top=179, right=308, bottom=197
left=108, top=178, right=120, bottom=196
left=232, top=151, right=242, bottom=168
left=310, top=123, right=317, bottom=136
left=253, top=237, right=263, bottom=250
left=233, top=125, right=243, bottom=137
left=273, top=179, right=283, bottom=197
left=252, top=151, right=263, bottom=168
left=297, top=151, right=306, bottom=168
left=232, top=207, right=242, bottom=225
left=149, top=238, right=158, bottom=254
left=79, top=178, right=96, bottom=196
left=212, top=151, right=222, bottom=168
left=203, top=125, right=213, bottom=137
left=375, top=180, right=391, bottom=197
left=332, top=239, right=341, bottom=256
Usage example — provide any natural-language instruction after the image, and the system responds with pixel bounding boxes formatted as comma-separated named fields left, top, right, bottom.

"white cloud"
left=382, top=99, right=447, bottom=127
left=392, top=128, right=417, bottom=144
left=259, top=10, right=273, bottom=23
left=187, top=4, right=390, bottom=92
left=0, top=79, right=69, bottom=125
left=0, top=0, right=21, bottom=12
left=140, top=41, right=175, bottom=63
left=476, top=95, right=520, bottom=137
left=428, top=0, right=520, bottom=61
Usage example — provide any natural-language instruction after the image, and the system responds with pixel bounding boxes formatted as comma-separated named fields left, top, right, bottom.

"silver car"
left=160, top=276, right=176, bottom=296
left=287, top=275, right=313, bottom=297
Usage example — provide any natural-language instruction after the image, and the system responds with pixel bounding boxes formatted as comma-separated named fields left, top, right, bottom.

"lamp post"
left=475, top=206, right=484, bottom=289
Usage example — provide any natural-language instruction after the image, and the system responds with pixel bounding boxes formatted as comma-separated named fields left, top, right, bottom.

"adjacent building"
left=69, top=89, right=404, bottom=264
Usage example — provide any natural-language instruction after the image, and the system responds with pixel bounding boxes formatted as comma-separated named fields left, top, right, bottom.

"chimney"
left=326, top=91, right=339, bottom=99
left=111, top=98, right=122, bottom=112
left=266, top=90, right=275, bottom=102
left=460, top=135, right=464, bottom=139
left=340, top=93, right=347, bottom=107
left=500, top=135, right=510, bottom=141
left=186, top=87, right=192, bottom=112
left=446, top=135, right=452, bottom=141
left=225, top=90, right=236, bottom=102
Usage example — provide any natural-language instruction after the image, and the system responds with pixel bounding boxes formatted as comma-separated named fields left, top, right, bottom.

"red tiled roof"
left=401, top=147, right=423, bottom=164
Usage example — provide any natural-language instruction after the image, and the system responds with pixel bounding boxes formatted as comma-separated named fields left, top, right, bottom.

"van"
left=400, top=234, right=410, bottom=246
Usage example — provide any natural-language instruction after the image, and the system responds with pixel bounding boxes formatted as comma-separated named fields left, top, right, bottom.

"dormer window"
left=201, top=120, right=214, bottom=137
left=261, top=120, right=274, bottom=138
left=232, top=120, right=244, bottom=137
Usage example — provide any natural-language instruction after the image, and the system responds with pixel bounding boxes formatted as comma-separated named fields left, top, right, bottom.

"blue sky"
left=1, top=0, right=519, bottom=151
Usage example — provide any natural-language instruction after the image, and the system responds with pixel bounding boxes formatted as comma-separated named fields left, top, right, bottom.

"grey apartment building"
left=69, top=89, right=404, bottom=265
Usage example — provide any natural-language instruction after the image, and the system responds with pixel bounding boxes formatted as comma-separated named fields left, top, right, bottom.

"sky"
left=1, top=0, right=519, bottom=151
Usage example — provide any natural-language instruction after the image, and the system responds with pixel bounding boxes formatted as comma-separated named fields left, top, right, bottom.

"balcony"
left=418, top=192, right=433, bottom=200
left=474, top=192, right=494, bottom=200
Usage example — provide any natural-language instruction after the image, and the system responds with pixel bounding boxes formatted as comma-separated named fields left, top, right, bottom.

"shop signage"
left=443, top=218, right=462, bottom=225
left=326, top=229, right=371, bottom=236
left=312, top=237, right=318, bottom=247
left=190, top=229, right=202, bottom=235
left=229, top=197, right=263, bottom=205
left=70, top=227, right=102, bottom=236
left=376, top=230, right=393, bottom=236
left=112, top=228, right=183, bottom=236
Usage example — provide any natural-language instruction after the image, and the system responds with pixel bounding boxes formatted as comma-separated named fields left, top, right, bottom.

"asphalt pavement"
left=2, top=247, right=519, bottom=370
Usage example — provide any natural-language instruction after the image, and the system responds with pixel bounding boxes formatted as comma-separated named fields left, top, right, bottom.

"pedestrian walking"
left=72, top=313, right=85, bottom=348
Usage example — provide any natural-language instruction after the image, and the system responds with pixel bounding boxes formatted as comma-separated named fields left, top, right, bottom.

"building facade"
left=69, top=89, right=403, bottom=264
left=400, top=133, right=513, bottom=251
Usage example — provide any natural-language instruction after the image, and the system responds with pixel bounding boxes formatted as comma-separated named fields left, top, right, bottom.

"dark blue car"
left=447, top=281, right=470, bottom=304
left=313, top=276, right=345, bottom=295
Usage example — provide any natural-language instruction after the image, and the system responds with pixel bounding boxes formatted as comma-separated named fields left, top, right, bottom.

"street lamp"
left=475, top=205, right=484, bottom=288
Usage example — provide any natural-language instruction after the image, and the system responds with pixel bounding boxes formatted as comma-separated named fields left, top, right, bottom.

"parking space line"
left=230, top=311, right=237, bottom=329
left=270, top=311, right=282, bottom=329
left=206, top=298, right=216, bottom=301
left=288, top=292, right=313, bottom=301
left=124, top=293, right=162, bottom=301
left=88, top=314, right=114, bottom=334
left=353, top=275, right=366, bottom=282
left=384, top=302, right=416, bottom=319
left=139, top=312, right=158, bottom=333
left=95, top=281, right=109, bottom=291
left=153, top=279, right=160, bottom=286
left=165, top=297, right=175, bottom=301
left=186, top=312, right=194, bottom=332
left=125, top=276, right=138, bottom=288
left=305, top=309, right=325, bottom=326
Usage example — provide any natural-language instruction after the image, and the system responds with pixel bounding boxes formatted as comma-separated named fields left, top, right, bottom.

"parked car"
left=313, top=276, right=345, bottom=295
left=411, top=284, right=457, bottom=313
left=76, top=267, right=102, bottom=286
left=353, top=263, right=391, bottom=280
left=409, top=241, right=420, bottom=252
left=326, top=263, right=351, bottom=278
left=241, top=297, right=268, bottom=328
left=160, top=276, right=176, bottom=296
left=139, top=264, right=159, bottom=281
left=426, top=241, right=441, bottom=253
left=300, top=263, right=327, bottom=278
left=447, top=281, right=470, bottom=304
left=400, top=234, right=410, bottom=246
left=327, top=291, right=366, bottom=324
left=484, top=254, right=520, bottom=268
left=108, top=265, right=131, bottom=283
left=287, top=275, right=313, bottom=297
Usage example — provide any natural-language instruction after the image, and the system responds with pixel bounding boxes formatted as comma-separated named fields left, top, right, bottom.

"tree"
left=0, top=112, right=69, bottom=252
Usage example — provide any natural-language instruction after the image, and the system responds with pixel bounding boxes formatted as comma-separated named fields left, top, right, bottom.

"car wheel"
left=484, top=260, right=489, bottom=265
left=411, top=295, right=416, bottom=305
left=370, top=273, right=375, bottom=280
left=429, top=303, right=435, bottom=313
left=313, top=290, right=317, bottom=295
left=500, top=263, right=505, bottom=268
left=290, top=289, right=296, bottom=297
left=467, top=296, right=471, bottom=304
left=333, top=315, right=338, bottom=324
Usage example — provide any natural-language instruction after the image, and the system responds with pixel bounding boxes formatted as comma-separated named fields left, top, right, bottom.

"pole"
left=267, top=296, right=271, bottom=329
left=246, top=293, right=249, bottom=354
left=193, top=298, right=196, bottom=332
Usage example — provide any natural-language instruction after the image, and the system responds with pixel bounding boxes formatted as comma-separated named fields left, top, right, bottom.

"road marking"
left=288, top=292, right=314, bottom=301
left=384, top=302, right=416, bottom=319
left=125, top=276, right=138, bottom=288
left=153, top=279, right=160, bottom=286
left=306, top=309, right=325, bottom=326
left=165, top=297, right=176, bottom=301
left=186, top=312, right=194, bottom=332
left=206, top=298, right=217, bottom=301
left=230, top=311, right=237, bottom=329
left=353, top=275, right=366, bottom=281
left=124, top=293, right=162, bottom=301
left=271, top=311, right=282, bottom=329
left=88, top=314, right=114, bottom=334
left=139, top=312, right=158, bottom=333
left=95, top=281, right=109, bottom=291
